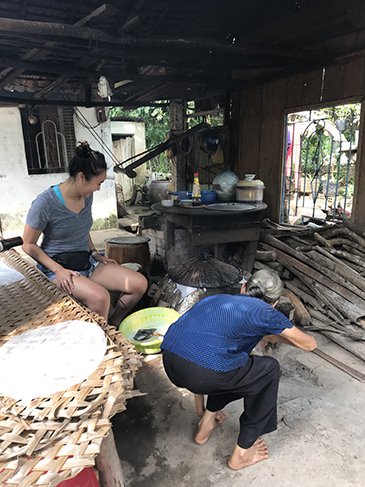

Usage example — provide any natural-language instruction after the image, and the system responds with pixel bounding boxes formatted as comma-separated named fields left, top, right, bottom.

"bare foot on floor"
left=215, top=410, right=227, bottom=424
left=194, top=410, right=225, bottom=445
left=228, top=438, right=269, bottom=470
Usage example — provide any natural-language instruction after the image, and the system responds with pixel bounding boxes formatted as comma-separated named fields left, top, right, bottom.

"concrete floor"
left=112, top=332, right=365, bottom=487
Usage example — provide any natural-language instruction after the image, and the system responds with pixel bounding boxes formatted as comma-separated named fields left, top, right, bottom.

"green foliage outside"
left=110, top=105, right=171, bottom=174
left=291, top=103, right=360, bottom=198
left=110, top=103, right=224, bottom=175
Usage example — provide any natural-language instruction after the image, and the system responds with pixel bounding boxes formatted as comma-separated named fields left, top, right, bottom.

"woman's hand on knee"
left=93, top=254, right=118, bottom=265
left=54, top=268, right=80, bottom=294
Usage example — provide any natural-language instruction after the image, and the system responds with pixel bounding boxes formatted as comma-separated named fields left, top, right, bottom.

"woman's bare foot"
left=228, top=438, right=269, bottom=470
left=215, top=410, right=227, bottom=424
left=194, top=410, right=225, bottom=444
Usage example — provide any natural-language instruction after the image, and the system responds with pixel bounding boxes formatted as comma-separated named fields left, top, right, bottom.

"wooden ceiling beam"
left=0, top=54, right=97, bottom=78
left=0, top=16, right=321, bottom=60
left=0, top=94, right=169, bottom=107
left=0, top=5, right=116, bottom=91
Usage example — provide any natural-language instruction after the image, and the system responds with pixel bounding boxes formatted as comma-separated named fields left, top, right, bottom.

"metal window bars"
left=36, top=119, right=68, bottom=169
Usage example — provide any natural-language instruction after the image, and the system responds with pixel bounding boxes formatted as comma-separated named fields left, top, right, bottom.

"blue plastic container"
left=201, top=190, right=216, bottom=204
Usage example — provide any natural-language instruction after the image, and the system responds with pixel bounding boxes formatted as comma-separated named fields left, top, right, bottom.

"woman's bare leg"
left=195, top=394, right=205, bottom=418
left=71, top=274, right=111, bottom=319
left=194, top=394, right=226, bottom=424
left=89, top=263, right=148, bottom=325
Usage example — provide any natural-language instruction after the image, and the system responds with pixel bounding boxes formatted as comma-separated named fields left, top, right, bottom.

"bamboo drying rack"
left=0, top=250, right=142, bottom=486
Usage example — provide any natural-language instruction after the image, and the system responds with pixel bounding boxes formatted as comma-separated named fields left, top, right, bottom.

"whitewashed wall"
left=0, top=106, right=117, bottom=237
left=73, top=107, right=117, bottom=227
left=111, top=120, right=146, bottom=200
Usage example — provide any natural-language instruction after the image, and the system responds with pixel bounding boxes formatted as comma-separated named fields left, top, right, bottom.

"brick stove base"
left=139, top=212, right=258, bottom=275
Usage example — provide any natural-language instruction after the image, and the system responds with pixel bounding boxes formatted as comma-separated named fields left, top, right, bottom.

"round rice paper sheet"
left=0, top=320, right=107, bottom=402
left=0, top=261, right=25, bottom=286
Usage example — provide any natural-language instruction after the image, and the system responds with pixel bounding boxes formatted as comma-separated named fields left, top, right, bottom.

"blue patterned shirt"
left=161, top=294, right=293, bottom=372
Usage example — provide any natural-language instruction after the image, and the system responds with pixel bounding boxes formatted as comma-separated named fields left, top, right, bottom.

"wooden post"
left=351, top=98, right=365, bottom=229
left=170, top=99, right=187, bottom=191
left=96, top=430, right=125, bottom=487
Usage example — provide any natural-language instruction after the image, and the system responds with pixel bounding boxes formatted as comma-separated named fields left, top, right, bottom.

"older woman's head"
left=245, top=269, right=283, bottom=305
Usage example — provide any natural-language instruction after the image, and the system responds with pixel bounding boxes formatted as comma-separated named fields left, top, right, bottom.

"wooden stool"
left=105, top=236, right=150, bottom=274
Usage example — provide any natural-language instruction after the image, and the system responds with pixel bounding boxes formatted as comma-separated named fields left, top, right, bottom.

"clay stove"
left=140, top=201, right=267, bottom=274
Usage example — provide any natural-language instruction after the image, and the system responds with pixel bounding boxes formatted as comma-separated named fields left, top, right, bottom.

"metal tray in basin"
left=205, top=202, right=258, bottom=211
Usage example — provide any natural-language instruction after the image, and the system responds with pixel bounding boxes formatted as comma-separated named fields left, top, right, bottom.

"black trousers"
left=162, top=350, right=280, bottom=449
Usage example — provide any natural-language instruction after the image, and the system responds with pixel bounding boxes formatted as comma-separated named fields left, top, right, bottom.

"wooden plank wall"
left=232, top=54, right=365, bottom=226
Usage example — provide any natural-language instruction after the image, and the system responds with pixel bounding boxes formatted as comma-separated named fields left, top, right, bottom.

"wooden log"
left=261, top=218, right=317, bottom=234
left=340, top=261, right=364, bottom=274
left=326, top=237, right=365, bottom=254
left=280, top=268, right=293, bottom=280
left=282, top=288, right=311, bottom=326
left=265, top=261, right=284, bottom=272
left=96, top=430, right=125, bottom=487
left=319, top=224, right=346, bottom=239
left=260, top=242, right=347, bottom=323
left=314, top=245, right=360, bottom=271
left=285, top=237, right=314, bottom=252
left=260, top=240, right=365, bottom=323
left=255, top=250, right=277, bottom=261
left=290, top=277, right=316, bottom=296
left=343, top=218, right=365, bottom=238
left=328, top=248, right=365, bottom=269
left=308, top=250, right=365, bottom=300
left=314, top=245, right=365, bottom=275
left=253, top=261, right=280, bottom=274
left=313, top=232, right=332, bottom=247
left=276, top=296, right=295, bottom=321
left=342, top=243, right=365, bottom=258
left=321, top=225, right=365, bottom=248
left=285, top=281, right=324, bottom=311
left=261, top=233, right=365, bottom=302
left=308, top=308, right=362, bottom=336
left=309, top=280, right=365, bottom=324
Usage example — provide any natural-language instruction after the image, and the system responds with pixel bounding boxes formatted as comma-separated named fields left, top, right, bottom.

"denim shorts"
left=38, top=255, right=100, bottom=281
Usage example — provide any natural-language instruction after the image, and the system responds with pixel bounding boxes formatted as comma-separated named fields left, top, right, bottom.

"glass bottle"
left=192, top=173, right=202, bottom=206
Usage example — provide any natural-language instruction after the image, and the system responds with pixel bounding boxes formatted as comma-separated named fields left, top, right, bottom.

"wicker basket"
left=0, top=250, right=142, bottom=486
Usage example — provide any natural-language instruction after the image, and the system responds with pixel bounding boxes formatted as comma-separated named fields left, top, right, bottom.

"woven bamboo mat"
left=0, top=250, right=142, bottom=486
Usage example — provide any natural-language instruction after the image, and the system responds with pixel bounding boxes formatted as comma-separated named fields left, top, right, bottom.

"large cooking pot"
left=148, top=179, right=171, bottom=204
left=236, top=175, right=265, bottom=203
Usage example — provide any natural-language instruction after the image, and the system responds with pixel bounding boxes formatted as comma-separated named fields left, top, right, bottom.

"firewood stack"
left=254, top=219, right=365, bottom=364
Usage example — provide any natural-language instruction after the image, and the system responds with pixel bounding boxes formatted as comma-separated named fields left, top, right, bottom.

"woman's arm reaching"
left=263, top=326, right=317, bottom=351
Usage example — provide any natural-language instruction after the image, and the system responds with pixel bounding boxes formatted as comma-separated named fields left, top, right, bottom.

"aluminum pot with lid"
left=236, top=174, right=265, bottom=203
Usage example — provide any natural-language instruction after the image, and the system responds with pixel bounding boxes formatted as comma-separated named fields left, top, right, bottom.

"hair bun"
left=75, top=142, right=92, bottom=158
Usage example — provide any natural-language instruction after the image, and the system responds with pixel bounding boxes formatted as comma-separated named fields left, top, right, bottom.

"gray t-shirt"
left=26, top=186, right=93, bottom=257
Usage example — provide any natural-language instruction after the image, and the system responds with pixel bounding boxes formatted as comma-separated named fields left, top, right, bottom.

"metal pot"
left=236, top=177, right=265, bottom=203
left=148, top=180, right=171, bottom=204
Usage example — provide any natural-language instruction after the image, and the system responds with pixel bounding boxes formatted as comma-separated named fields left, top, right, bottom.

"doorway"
left=281, top=103, right=360, bottom=224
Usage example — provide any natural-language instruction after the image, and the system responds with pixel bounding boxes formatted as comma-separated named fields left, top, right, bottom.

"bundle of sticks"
left=254, top=218, right=365, bottom=375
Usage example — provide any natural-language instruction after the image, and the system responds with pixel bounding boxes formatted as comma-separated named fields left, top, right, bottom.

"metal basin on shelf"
left=205, top=202, right=258, bottom=212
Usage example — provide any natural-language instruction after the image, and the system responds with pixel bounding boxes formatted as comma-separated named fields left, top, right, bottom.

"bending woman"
left=22, top=142, right=147, bottom=325
left=161, top=270, right=316, bottom=471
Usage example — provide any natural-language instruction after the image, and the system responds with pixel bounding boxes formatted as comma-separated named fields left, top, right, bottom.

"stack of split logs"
left=254, top=218, right=365, bottom=380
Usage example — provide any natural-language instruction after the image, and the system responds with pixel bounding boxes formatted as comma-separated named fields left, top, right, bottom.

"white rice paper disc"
left=0, top=320, right=107, bottom=402
left=0, top=260, right=25, bottom=286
